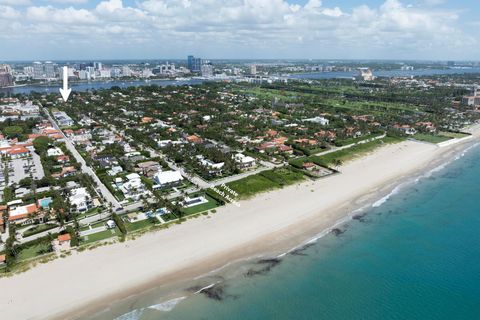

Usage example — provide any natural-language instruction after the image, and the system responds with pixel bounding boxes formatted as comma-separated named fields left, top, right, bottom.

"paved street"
left=44, top=107, right=122, bottom=210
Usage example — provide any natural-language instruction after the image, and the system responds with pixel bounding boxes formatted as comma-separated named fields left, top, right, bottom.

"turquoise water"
left=94, top=143, right=480, bottom=320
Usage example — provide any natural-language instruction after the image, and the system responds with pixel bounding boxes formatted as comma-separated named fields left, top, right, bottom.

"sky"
left=0, top=0, right=478, bottom=61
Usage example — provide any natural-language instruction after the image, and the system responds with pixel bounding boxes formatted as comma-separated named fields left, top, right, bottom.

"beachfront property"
left=196, top=155, right=225, bottom=175
left=53, top=234, right=71, bottom=252
left=233, top=153, right=257, bottom=169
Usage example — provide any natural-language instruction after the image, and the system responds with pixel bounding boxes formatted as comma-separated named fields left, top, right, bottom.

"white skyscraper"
left=33, top=62, right=44, bottom=79
left=201, top=64, right=214, bottom=77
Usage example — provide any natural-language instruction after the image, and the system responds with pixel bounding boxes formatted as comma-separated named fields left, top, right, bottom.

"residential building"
left=233, top=153, right=256, bottom=169
left=153, top=170, right=184, bottom=188
left=69, top=187, right=93, bottom=212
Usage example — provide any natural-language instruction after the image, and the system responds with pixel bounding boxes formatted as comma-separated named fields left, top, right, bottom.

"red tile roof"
left=58, top=234, right=71, bottom=242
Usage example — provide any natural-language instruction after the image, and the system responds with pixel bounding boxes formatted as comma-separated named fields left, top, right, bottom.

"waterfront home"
left=196, top=155, right=225, bottom=174
left=302, top=162, right=317, bottom=171
left=182, top=195, right=208, bottom=208
left=53, top=234, right=71, bottom=252
left=233, top=153, right=256, bottom=169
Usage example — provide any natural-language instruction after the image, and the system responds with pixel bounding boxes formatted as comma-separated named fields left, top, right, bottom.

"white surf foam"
left=115, top=308, right=144, bottom=320
left=147, top=296, right=186, bottom=312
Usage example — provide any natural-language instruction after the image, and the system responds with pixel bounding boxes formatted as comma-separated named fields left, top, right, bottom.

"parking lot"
left=9, top=155, right=45, bottom=184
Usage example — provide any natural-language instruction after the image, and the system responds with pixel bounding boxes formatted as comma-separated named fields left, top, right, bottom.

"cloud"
left=0, top=0, right=477, bottom=60
left=0, top=5, right=21, bottom=18
left=46, top=0, right=88, bottom=4
left=0, top=0, right=31, bottom=5
left=26, top=6, right=97, bottom=24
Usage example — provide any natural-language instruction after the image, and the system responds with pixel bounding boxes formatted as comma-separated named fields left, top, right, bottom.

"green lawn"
left=17, top=243, right=52, bottom=261
left=76, top=207, right=101, bottom=219
left=125, top=219, right=157, bottom=232
left=438, top=131, right=470, bottom=139
left=22, top=224, right=58, bottom=237
left=291, top=136, right=404, bottom=168
left=81, top=228, right=120, bottom=244
left=334, top=132, right=384, bottom=147
left=413, top=134, right=451, bottom=144
left=227, top=174, right=278, bottom=199
left=227, top=167, right=306, bottom=199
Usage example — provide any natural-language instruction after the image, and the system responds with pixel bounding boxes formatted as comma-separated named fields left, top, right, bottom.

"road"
left=43, top=107, right=122, bottom=210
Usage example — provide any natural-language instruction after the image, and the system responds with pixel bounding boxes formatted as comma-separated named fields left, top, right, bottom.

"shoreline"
left=1, top=130, right=479, bottom=320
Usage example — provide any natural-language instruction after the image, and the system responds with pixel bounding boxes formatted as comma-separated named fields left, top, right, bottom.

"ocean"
left=87, top=142, right=480, bottom=320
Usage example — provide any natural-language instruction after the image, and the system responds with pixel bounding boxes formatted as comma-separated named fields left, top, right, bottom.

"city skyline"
left=0, top=0, right=479, bottom=61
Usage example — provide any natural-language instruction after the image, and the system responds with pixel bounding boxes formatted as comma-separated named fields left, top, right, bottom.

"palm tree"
left=332, top=159, right=343, bottom=171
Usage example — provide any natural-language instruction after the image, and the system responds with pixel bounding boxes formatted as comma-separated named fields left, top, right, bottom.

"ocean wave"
left=115, top=308, right=144, bottom=320
left=372, top=185, right=402, bottom=208
left=147, top=296, right=186, bottom=312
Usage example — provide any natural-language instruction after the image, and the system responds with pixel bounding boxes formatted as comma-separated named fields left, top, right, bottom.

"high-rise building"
left=33, top=61, right=44, bottom=79
left=0, top=64, right=13, bottom=87
left=187, top=55, right=202, bottom=72
left=122, top=65, right=132, bottom=77
left=44, top=61, right=56, bottom=78
left=23, top=66, right=34, bottom=77
left=250, top=64, right=257, bottom=75
left=201, top=63, right=214, bottom=77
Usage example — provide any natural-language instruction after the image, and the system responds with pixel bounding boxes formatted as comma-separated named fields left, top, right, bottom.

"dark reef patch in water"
left=197, top=284, right=239, bottom=301
left=290, top=243, right=315, bottom=256
left=244, top=258, right=282, bottom=277
left=352, top=212, right=369, bottom=223
left=331, top=228, right=346, bottom=236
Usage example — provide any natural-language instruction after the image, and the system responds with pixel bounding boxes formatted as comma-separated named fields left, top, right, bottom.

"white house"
left=233, top=153, right=256, bottom=169
left=107, top=165, right=123, bottom=176
left=47, top=147, right=63, bottom=157
left=196, top=155, right=225, bottom=173
left=120, top=173, right=148, bottom=201
left=69, top=187, right=93, bottom=212
left=153, top=170, right=184, bottom=188
left=302, top=116, right=329, bottom=126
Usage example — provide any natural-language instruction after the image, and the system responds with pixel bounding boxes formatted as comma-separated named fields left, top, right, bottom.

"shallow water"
left=89, top=143, right=480, bottom=320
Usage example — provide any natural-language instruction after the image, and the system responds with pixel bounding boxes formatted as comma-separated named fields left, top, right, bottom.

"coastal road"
left=43, top=107, right=122, bottom=210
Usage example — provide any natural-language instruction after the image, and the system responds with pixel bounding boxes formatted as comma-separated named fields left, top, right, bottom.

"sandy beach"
left=1, top=131, right=478, bottom=320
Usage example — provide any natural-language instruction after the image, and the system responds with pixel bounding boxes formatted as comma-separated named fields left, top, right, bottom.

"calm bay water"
left=90, top=142, right=480, bottom=320
left=2, top=68, right=480, bottom=95
left=0, top=78, right=206, bottom=95
left=290, top=68, right=480, bottom=79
